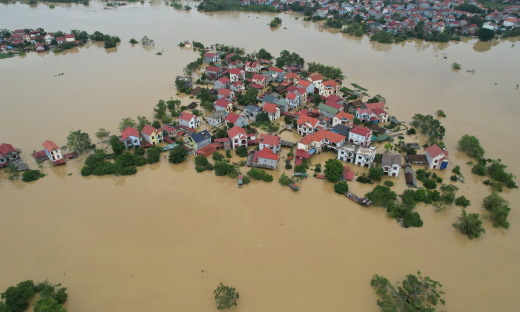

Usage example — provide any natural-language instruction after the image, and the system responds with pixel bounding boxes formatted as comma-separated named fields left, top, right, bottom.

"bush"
left=134, top=147, right=145, bottom=156
left=452, top=63, right=461, bottom=70
left=472, top=163, right=487, bottom=176
left=278, top=172, right=293, bottom=186
left=458, top=135, right=485, bottom=159
left=324, top=158, right=344, bottom=183
left=436, top=177, right=442, bottom=183
left=146, top=146, right=162, bottom=164
left=452, top=165, right=461, bottom=175
left=294, top=165, right=306, bottom=173
left=212, top=151, right=225, bottom=161
left=169, top=146, right=188, bottom=164
left=226, top=150, right=231, bottom=158
left=356, top=174, right=373, bottom=184
left=368, top=167, right=384, bottom=181
left=406, top=128, right=416, bottom=135
left=383, top=181, right=394, bottom=187
left=423, top=179, right=437, bottom=189
left=236, top=146, right=248, bottom=157
left=455, top=195, right=471, bottom=208
left=120, top=166, right=137, bottom=176
left=366, top=185, right=397, bottom=207
left=205, top=163, right=214, bottom=171
left=453, top=209, right=485, bottom=239
left=81, top=166, right=92, bottom=176
left=437, top=110, right=446, bottom=117
left=195, top=166, right=205, bottom=173
left=314, top=163, right=322, bottom=173
left=195, top=155, right=209, bottom=167
left=334, top=182, right=349, bottom=194
left=22, top=170, right=43, bottom=182
left=262, top=174, right=273, bottom=182
left=450, top=175, right=458, bottom=181
left=285, top=163, right=292, bottom=170
left=483, top=191, right=510, bottom=229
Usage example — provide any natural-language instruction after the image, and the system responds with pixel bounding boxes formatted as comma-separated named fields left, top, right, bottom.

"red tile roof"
left=426, top=144, right=448, bottom=159
left=179, top=112, right=195, bottom=122
left=232, top=81, right=244, bottom=87
left=262, top=102, right=278, bottom=114
left=228, top=68, right=244, bottom=75
left=286, top=92, right=297, bottom=100
left=206, top=66, right=221, bottom=72
left=324, top=100, right=342, bottom=110
left=296, top=114, right=319, bottom=126
left=64, top=34, right=75, bottom=39
left=218, top=88, right=232, bottom=96
left=335, top=111, right=354, bottom=121
left=42, top=140, right=59, bottom=152
left=322, top=80, right=338, bottom=87
left=122, top=127, right=140, bottom=140
left=141, top=125, right=157, bottom=136
left=228, top=126, right=247, bottom=138
left=0, top=143, right=16, bottom=156
left=286, top=85, right=298, bottom=92
left=309, top=74, right=323, bottom=82
left=225, top=112, right=242, bottom=124
left=252, top=74, right=266, bottom=82
left=365, top=102, right=385, bottom=110
left=269, top=67, right=284, bottom=73
left=217, top=77, right=230, bottom=84
left=297, top=80, right=311, bottom=88
left=350, top=126, right=371, bottom=136
left=259, top=134, right=281, bottom=146
left=215, top=98, right=231, bottom=108
left=255, top=148, right=279, bottom=161
left=371, top=108, right=387, bottom=115
left=204, top=52, right=217, bottom=57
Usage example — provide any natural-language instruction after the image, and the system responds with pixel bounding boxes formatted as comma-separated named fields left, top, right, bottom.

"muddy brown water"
left=1, top=2, right=520, bottom=311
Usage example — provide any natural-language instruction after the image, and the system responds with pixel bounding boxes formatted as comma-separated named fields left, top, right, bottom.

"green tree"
left=255, top=111, right=270, bottom=123
left=66, top=130, right=92, bottom=155
left=384, top=143, right=392, bottom=152
left=118, top=117, right=137, bottom=132
left=168, top=146, right=188, bottom=164
left=278, top=172, right=294, bottom=186
left=453, top=209, right=486, bottom=239
left=423, top=179, right=437, bottom=189
left=313, top=95, right=322, bottom=106
left=256, top=48, right=272, bottom=60
left=440, top=184, right=459, bottom=205
left=366, top=185, right=397, bottom=207
left=137, top=115, right=151, bottom=132
left=371, top=271, right=445, bottom=312
left=455, top=196, right=470, bottom=208
left=452, top=62, right=461, bottom=70
left=214, top=283, right=239, bottom=310
left=324, top=159, right=343, bottom=183
left=146, top=146, right=162, bottom=164
left=458, top=135, right=485, bottom=158
left=0, top=280, right=35, bottom=312
left=483, top=191, right=511, bottom=229
left=195, top=155, right=209, bottom=167
left=212, top=151, right=225, bottom=161
left=334, top=182, right=349, bottom=194
left=478, top=28, right=495, bottom=41
left=368, top=167, right=384, bottom=182
left=33, top=297, right=66, bottom=312
left=22, top=170, right=43, bottom=182
left=235, top=146, right=248, bottom=157
left=109, top=135, right=125, bottom=155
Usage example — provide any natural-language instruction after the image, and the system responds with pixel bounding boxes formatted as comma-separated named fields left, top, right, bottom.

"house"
left=320, top=80, right=340, bottom=97
left=176, top=76, right=192, bottom=89
left=245, top=61, right=261, bottom=73
left=382, top=153, right=401, bottom=177
left=214, top=99, right=233, bottom=113
left=258, top=134, right=281, bottom=153
left=308, top=74, right=324, bottom=89
left=297, top=80, right=315, bottom=94
left=262, top=103, right=280, bottom=122
left=355, top=108, right=378, bottom=123
left=298, top=129, right=346, bottom=153
left=214, top=76, right=230, bottom=90
left=244, top=105, right=261, bottom=121
left=284, top=72, right=300, bottom=85
left=371, top=108, right=389, bottom=123
left=121, top=127, right=141, bottom=149
left=158, top=125, right=179, bottom=140
left=252, top=148, right=280, bottom=169
left=228, top=126, right=251, bottom=149
left=365, top=102, right=385, bottom=110
left=252, top=74, right=268, bottom=88
left=65, top=34, right=75, bottom=43
left=44, top=33, right=54, bottom=44
left=297, top=115, right=320, bottom=136
left=332, top=124, right=351, bottom=137
left=285, top=92, right=301, bottom=110
left=42, top=140, right=64, bottom=164
left=268, top=67, right=285, bottom=81
left=179, top=112, right=200, bottom=129
left=0, top=143, right=20, bottom=168
left=204, top=52, right=220, bottom=63
left=348, top=126, right=372, bottom=147
left=206, top=66, right=222, bottom=78
left=354, top=146, right=377, bottom=167
left=208, top=111, right=226, bottom=127
left=337, top=143, right=358, bottom=164
left=504, top=17, right=518, bottom=27
left=225, top=112, right=249, bottom=127
left=34, top=43, right=45, bottom=52
left=332, top=111, right=354, bottom=127
left=228, top=68, right=245, bottom=83
left=425, top=144, right=449, bottom=170
left=318, top=102, right=341, bottom=118
left=141, top=125, right=164, bottom=145
left=187, top=130, right=212, bottom=151
left=218, top=88, right=235, bottom=101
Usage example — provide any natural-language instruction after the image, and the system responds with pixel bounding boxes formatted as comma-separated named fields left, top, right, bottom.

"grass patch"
left=0, top=53, right=15, bottom=59
left=351, top=83, right=368, bottom=91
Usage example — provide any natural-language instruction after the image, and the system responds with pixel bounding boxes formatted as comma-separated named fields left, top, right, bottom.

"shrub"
left=262, top=174, right=273, bottom=182
left=452, top=63, right=461, bottom=70
left=294, top=164, right=306, bottom=173
left=472, top=163, right=487, bottom=176
left=436, top=177, right=442, bottom=183
left=452, top=165, right=460, bottom=175
left=285, top=163, right=292, bottom=170
left=195, top=166, right=205, bottom=173
left=212, top=151, right=225, bottom=161
left=22, top=170, right=43, bottom=182
left=226, top=149, right=231, bottom=158
left=453, top=209, right=485, bottom=239
left=169, top=146, right=188, bottom=164
left=278, top=172, right=293, bottom=186
left=314, top=163, right=322, bottom=173
left=134, top=147, right=145, bottom=156
left=406, top=128, right=416, bottom=135
left=195, top=155, right=209, bottom=167
left=366, top=185, right=397, bottom=207
left=324, top=158, right=344, bottom=183
left=423, top=179, right=437, bottom=189
left=368, top=167, right=384, bottom=182
left=450, top=175, right=458, bottom=181
left=356, top=174, right=372, bottom=184
left=235, top=146, right=248, bottom=157
left=455, top=195, right=471, bottom=208
left=437, top=110, right=446, bottom=117
left=334, top=182, right=349, bottom=194
left=384, top=181, right=394, bottom=187
left=120, top=166, right=137, bottom=176
left=205, top=163, right=214, bottom=171
left=458, top=135, right=485, bottom=159
left=81, top=166, right=92, bottom=176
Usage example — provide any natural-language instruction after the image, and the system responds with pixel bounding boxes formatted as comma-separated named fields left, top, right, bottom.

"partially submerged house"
left=225, top=112, right=248, bottom=128
left=179, top=112, right=200, bottom=129
left=354, top=146, right=377, bottom=168
left=0, top=143, right=20, bottom=168
left=250, top=148, right=279, bottom=169
left=244, top=105, right=261, bottom=121
left=258, top=134, right=281, bottom=154
left=262, top=103, right=280, bottom=122
left=296, top=115, right=320, bottom=136
left=42, top=140, right=65, bottom=165
left=208, top=111, right=226, bottom=127
left=121, top=127, right=141, bottom=149
left=141, top=125, right=164, bottom=146
left=382, top=153, right=401, bottom=177
left=228, top=126, right=256, bottom=149
left=186, top=130, right=212, bottom=151
left=348, top=126, right=372, bottom=147
left=425, top=144, right=449, bottom=170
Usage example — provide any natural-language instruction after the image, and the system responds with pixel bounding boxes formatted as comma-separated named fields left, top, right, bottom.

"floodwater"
left=1, top=1, right=520, bottom=311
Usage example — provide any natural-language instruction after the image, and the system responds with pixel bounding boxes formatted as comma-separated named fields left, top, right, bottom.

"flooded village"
left=1, top=1, right=520, bottom=312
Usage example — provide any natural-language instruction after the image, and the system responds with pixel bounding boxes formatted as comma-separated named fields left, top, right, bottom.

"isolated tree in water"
left=371, top=271, right=445, bottom=312
left=213, top=283, right=239, bottom=310
left=140, top=36, right=154, bottom=46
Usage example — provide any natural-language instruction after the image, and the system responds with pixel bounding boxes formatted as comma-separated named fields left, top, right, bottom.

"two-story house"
left=228, top=68, right=245, bottom=83
left=206, top=66, right=222, bottom=78
left=179, top=112, right=200, bottom=129
left=225, top=112, right=249, bottom=128
left=425, top=144, right=449, bottom=170
left=258, top=134, right=282, bottom=154
left=332, top=111, right=354, bottom=127
left=141, top=125, right=164, bottom=145
left=42, top=140, right=64, bottom=164
left=244, top=105, right=261, bottom=121
left=252, top=74, right=268, bottom=88
left=320, top=80, right=340, bottom=97
left=354, top=146, right=377, bottom=168
left=228, top=126, right=255, bottom=149
left=297, top=80, right=315, bottom=94
left=262, top=103, right=280, bottom=122
left=214, top=99, right=233, bottom=113
left=348, top=126, right=372, bottom=147
left=218, top=88, right=235, bottom=101
left=297, top=115, right=320, bottom=136
left=382, top=153, right=401, bottom=177
left=0, top=143, right=20, bottom=168
left=208, top=111, right=226, bottom=127
left=214, top=76, right=230, bottom=90
left=121, top=127, right=141, bottom=149
left=204, top=52, right=220, bottom=63
left=187, top=130, right=212, bottom=151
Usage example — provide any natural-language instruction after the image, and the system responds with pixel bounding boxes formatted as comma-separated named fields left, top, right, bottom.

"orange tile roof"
left=42, top=140, right=59, bottom=152
left=296, top=114, right=319, bottom=126
left=309, top=74, right=323, bottom=82
left=335, top=111, right=354, bottom=121
left=262, top=103, right=278, bottom=114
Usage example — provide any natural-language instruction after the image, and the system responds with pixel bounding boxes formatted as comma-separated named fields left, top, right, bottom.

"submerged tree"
left=66, top=130, right=92, bottom=155
left=453, top=208, right=485, bottom=239
left=140, top=36, right=155, bottom=46
left=213, top=283, right=239, bottom=310
left=371, top=271, right=445, bottom=312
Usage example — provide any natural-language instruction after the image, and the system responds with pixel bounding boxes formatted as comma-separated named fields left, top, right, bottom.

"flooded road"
left=1, top=2, right=520, bottom=311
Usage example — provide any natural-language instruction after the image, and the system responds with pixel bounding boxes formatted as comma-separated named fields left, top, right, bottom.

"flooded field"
left=1, top=1, right=520, bottom=311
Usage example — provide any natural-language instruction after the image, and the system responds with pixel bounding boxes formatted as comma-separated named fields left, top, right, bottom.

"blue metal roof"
left=309, top=148, right=316, bottom=154
left=190, top=130, right=211, bottom=143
